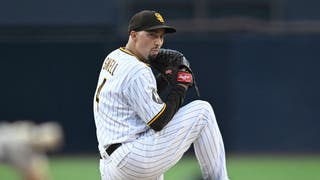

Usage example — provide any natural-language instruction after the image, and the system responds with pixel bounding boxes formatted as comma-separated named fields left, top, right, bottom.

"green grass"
left=50, top=156, right=101, bottom=179
left=1, top=154, right=320, bottom=180
left=227, top=155, right=320, bottom=180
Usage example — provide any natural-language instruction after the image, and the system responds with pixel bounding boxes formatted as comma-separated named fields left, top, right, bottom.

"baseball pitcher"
left=93, top=10, right=229, bottom=180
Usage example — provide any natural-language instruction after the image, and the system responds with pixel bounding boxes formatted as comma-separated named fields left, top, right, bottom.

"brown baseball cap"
left=128, top=10, right=176, bottom=34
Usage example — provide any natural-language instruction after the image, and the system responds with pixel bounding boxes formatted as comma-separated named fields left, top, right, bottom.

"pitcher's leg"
left=193, top=101, right=229, bottom=180
left=102, top=100, right=228, bottom=179
left=157, top=174, right=164, bottom=180
left=116, top=100, right=209, bottom=179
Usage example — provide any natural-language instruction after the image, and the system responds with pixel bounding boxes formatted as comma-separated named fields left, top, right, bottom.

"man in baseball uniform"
left=93, top=10, right=229, bottom=180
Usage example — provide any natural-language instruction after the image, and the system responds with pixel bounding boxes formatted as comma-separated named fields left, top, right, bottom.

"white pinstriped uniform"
left=93, top=47, right=229, bottom=180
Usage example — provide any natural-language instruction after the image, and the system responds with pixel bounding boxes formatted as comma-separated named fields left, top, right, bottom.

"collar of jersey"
left=119, top=47, right=150, bottom=66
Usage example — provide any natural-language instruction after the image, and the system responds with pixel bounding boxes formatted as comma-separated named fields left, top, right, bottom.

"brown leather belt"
left=106, top=143, right=121, bottom=155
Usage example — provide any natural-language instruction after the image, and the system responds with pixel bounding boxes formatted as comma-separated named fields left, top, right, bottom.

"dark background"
left=1, top=0, right=319, bottom=154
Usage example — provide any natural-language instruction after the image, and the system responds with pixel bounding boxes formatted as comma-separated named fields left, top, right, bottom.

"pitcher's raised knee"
left=190, top=100, right=214, bottom=111
left=189, top=100, right=217, bottom=123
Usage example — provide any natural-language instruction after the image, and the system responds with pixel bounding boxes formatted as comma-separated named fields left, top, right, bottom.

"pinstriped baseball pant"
left=99, top=100, right=229, bottom=180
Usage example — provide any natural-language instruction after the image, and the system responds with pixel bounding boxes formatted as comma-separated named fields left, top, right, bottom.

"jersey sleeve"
left=124, top=67, right=166, bottom=126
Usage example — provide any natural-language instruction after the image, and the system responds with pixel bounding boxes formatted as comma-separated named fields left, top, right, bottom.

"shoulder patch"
left=152, top=88, right=163, bottom=104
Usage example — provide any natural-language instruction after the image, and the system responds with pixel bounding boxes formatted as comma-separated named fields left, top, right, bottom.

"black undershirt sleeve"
left=156, top=74, right=169, bottom=94
left=149, top=85, right=187, bottom=131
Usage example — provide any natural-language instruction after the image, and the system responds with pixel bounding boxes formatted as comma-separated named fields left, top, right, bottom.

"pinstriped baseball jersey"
left=94, top=47, right=229, bottom=180
left=93, top=47, right=166, bottom=154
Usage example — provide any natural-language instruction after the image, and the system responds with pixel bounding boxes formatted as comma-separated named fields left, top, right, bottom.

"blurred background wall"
left=1, top=0, right=320, bottom=154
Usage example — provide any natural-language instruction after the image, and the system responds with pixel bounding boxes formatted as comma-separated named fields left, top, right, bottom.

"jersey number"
left=95, top=78, right=107, bottom=103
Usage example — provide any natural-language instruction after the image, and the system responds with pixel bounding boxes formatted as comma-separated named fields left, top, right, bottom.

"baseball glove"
left=150, top=49, right=200, bottom=97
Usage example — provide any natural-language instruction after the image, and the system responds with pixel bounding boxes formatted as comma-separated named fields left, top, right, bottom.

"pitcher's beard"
left=148, top=54, right=157, bottom=63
